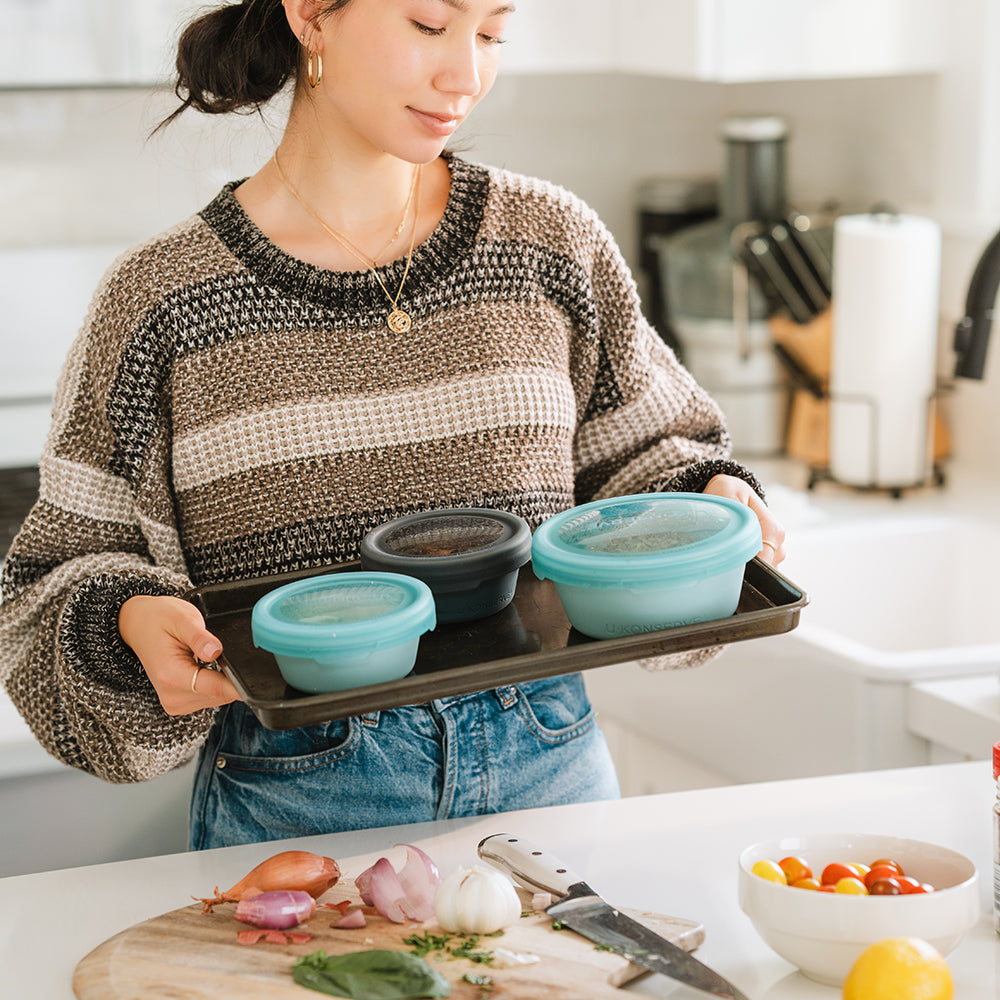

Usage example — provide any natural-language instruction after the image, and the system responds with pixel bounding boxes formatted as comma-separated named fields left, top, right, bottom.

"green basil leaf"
left=293, top=949, right=451, bottom=999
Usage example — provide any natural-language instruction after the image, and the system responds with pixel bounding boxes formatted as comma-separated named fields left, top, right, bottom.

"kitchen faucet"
left=953, top=227, right=1000, bottom=379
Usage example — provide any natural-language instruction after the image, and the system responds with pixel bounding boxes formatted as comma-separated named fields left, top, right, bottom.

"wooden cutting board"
left=73, top=862, right=704, bottom=999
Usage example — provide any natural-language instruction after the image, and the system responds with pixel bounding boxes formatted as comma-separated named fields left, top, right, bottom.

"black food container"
left=360, top=508, right=531, bottom=624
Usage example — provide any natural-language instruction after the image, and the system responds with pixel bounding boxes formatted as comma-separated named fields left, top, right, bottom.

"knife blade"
left=478, top=833, right=751, bottom=1000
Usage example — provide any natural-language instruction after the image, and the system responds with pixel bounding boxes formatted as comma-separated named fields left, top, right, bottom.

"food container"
left=738, top=833, right=979, bottom=985
left=360, top=509, right=531, bottom=624
left=250, top=572, right=435, bottom=693
left=530, top=493, right=761, bottom=639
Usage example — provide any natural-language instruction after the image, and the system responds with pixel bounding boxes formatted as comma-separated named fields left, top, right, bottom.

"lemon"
left=843, top=937, right=953, bottom=1000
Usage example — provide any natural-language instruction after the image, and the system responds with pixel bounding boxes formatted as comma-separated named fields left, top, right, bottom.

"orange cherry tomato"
left=848, top=863, right=871, bottom=880
left=791, top=877, right=821, bottom=891
left=821, top=862, right=858, bottom=885
left=865, top=865, right=903, bottom=888
left=778, top=856, right=813, bottom=884
left=870, top=858, right=905, bottom=876
left=895, top=876, right=926, bottom=894
left=819, top=883, right=837, bottom=892
left=834, top=876, right=868, bottom=894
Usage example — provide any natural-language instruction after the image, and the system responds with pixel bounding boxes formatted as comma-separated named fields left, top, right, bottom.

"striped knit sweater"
left=0, top=156, right=760, bottom=784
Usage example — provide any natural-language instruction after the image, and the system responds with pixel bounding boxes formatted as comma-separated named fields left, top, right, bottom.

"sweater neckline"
left=199, top=155, right=489, bottom=313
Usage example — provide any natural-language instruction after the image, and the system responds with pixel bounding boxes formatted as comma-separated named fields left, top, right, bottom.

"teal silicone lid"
left=251, top=572, right=436, bottom=658
left=531, top=493, right=762, bottom=588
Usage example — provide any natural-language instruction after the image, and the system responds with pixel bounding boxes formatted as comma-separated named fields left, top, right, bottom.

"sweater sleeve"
left=0, top=252, right=216, bottom=783
left=571, top=216, right=764, bottom=506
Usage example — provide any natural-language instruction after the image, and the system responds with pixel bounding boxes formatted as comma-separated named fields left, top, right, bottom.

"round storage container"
left=360, top=508, right=531, bottom=623
left=251, top=572, right=436, bottom=693
left=531, top=493, right=762, bottom=639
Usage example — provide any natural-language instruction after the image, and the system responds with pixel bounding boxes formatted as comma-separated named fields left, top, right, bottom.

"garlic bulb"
left=433, top=865, right=522, bottom=934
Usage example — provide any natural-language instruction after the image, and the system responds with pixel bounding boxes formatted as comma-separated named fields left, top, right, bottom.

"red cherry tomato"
left=865, top=865, right=903, bottom=888
left=821, top=862, right=858, bottom=886
left=818, top=883, right=837, bottom=892
left=868, top=877, right=902, bottom=895
left=895, top=876, right=927, bottom=894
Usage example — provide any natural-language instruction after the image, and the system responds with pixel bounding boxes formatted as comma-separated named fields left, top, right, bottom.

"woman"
left=0, top=0, right=784, bottom=849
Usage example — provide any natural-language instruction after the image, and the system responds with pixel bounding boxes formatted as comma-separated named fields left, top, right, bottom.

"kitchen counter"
left=1, top=760, right=994, bottom=998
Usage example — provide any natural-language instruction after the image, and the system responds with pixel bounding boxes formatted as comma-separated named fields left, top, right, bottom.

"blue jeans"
left=188, top=673, right=620, bottom=850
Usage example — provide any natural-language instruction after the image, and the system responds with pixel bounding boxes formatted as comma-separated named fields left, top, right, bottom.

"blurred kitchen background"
left=2, top=0, right=1000, bottom=876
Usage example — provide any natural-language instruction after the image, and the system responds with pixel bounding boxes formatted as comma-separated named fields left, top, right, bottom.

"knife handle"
left=477, top=834, right=587, bottom=899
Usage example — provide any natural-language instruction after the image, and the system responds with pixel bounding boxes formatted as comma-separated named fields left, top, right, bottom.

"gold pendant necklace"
left=273, top=151, right=422, bottom=333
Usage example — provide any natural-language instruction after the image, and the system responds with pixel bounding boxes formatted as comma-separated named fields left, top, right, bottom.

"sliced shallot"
left=234, top=889, right=316, bottom=929
left=334, top=908, right=367, bottom=929
left=354, top=843, right=441, bottom=923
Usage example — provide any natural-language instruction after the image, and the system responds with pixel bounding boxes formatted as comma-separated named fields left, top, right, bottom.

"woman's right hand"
left=119, top=595, right=239, bottom=715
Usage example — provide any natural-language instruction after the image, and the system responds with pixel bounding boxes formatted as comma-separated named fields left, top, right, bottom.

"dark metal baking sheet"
left=185, top=559, right=807, bottom=730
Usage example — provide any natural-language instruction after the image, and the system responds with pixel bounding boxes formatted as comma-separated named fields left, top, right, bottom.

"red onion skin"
left=234, top=890, right=316, bottom=929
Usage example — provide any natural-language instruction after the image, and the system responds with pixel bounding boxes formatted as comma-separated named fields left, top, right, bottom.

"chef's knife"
left=478, top=834, right=751, bottom=1000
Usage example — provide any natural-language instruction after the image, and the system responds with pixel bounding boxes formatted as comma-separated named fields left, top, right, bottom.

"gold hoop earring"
left=307, top=49, right=323, bottom=88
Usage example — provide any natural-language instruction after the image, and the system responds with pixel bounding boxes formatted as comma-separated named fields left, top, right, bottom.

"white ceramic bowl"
left=738, top=833, right=980, bottom=985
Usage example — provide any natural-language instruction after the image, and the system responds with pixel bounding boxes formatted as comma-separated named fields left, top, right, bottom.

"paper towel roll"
left=830, top=212, right=941, bottom=488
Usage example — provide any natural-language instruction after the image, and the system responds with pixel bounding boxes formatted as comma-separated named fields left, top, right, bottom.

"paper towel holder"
left=953, top=227, right=1000, bottom=380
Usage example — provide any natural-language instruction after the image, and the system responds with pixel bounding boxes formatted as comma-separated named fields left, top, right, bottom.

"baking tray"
left=185, top=559, right=807, bottom=729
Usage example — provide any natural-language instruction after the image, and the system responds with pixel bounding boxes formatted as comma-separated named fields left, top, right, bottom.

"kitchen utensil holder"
left=802, top=386, right=949, bottom=498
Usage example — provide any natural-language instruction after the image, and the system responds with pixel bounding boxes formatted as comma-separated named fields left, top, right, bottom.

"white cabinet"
left=507, top=0, right=944, bottom=80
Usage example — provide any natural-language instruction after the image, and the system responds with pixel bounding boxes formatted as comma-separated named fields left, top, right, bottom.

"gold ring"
left=191, top=665, right=202, bottom=694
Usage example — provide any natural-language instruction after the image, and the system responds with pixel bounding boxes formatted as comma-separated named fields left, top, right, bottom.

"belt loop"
left=495, top=685, right=518, bottom=709
left=360, top=711, right=380, bottom=727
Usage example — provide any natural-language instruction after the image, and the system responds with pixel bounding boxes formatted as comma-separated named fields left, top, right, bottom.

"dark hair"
left=155, top=0, right=351, bottom=130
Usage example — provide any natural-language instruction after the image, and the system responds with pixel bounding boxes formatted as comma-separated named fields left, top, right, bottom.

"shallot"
left=197, top=850, right=340, bottom=912
left=234, top=889, right=317, bottom=929
left=355, top=843, right=441, bottom=923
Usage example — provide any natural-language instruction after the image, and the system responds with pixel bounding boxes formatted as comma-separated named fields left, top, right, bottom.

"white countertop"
left=0, top=760, right=994, bottom=998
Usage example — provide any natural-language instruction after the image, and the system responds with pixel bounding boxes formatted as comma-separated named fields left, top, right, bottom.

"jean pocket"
left=215, top=703, right=364, bottom=774
left=514, top=674, right=596, bottom=744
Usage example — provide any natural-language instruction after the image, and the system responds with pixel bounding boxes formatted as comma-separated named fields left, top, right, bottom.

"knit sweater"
left=0, top=156, right=760, bottom=783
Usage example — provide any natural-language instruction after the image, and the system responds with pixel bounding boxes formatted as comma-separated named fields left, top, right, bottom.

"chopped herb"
left=403, top=931, right=497, bottom=965
left=550, top=920, right=565, bottom=930
left=593, top=943, right=615, bottom=952
left=461, top=972, right=494, bottom=998
left=292, top=949, right=450, bottom=999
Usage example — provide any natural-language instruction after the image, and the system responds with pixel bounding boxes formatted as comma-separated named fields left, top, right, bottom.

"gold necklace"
left=273, top=152, right=422, bottom=333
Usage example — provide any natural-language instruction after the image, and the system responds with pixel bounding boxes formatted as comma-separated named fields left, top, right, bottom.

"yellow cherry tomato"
left=835, top=876, right=869, bottom=894
left=751, top=859, right=788, bottom=884
left=791, top=877, right=822, bottom=891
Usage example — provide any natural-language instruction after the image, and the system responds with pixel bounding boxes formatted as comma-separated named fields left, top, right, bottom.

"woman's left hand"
left=702, top=474, right=786, bottom=566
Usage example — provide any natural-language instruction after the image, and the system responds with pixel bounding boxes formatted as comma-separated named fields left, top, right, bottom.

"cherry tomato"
left=895, top=876, right=927, bottom=894
left=818, top=883, right=837, bottom=892
left=870, top=858, right=905, bottom=876
left=868, top=877, right=902, bottom=895
left=847, top=863, right=871, bottom=880
left=778, top=856, right=812, bottom=884
left=751, top=859, right=787, bottom=884
left=791, top=877, right=821, bottom=891
left=865, top=865, right=903, bottom=888
left=821, top=862, right=858, bottom=885
left=834, top=876, right=868, bottom=894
